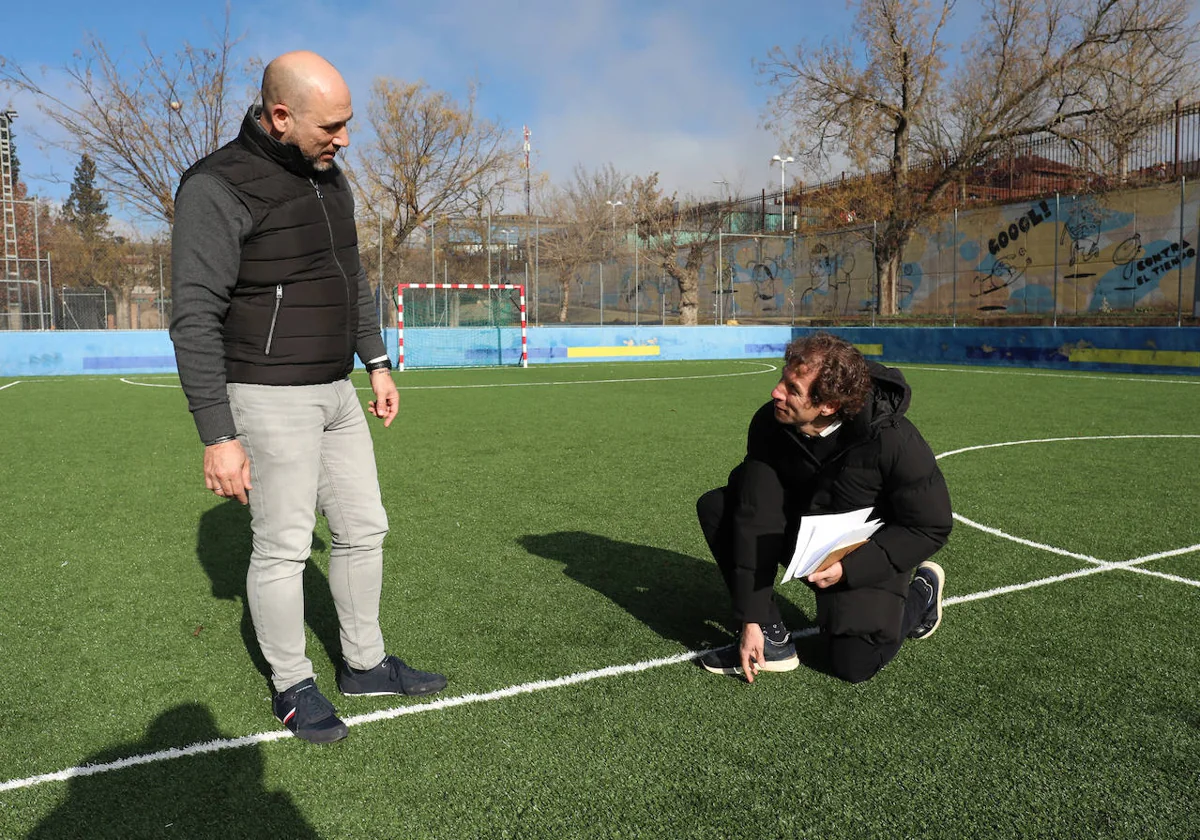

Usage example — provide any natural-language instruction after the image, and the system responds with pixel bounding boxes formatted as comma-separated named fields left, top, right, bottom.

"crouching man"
left=697, top=332, right=952, bottom=683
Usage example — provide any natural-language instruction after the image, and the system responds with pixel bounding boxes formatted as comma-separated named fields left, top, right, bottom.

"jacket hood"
left=845, top=361, right=911, bottom=437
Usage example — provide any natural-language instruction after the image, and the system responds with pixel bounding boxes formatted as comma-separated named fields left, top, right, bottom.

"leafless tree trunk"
left=631, top=175, right=724, bottom=326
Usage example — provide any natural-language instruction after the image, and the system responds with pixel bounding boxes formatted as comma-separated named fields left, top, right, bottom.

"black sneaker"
left=272, top=678, right=349, bottom=744
left=699, top=627, right=799, bottom=676
left=908, top=561, right=946, bottom=640
left=338, top=654, right=447, bottom=697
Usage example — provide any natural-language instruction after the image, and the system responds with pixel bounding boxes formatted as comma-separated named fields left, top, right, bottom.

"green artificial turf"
left=0, top=360, right=1197, bottom=839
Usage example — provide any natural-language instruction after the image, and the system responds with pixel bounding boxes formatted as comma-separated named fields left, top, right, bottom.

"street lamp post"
left=605, top=199, right=623, bottom=256
left=771, top=154, right=794, bottom=232
left=498, top=228, right=513, bottom=281
left=605, top=199, right=622, bottom=321
left=713, top=180, right=730, bottom=324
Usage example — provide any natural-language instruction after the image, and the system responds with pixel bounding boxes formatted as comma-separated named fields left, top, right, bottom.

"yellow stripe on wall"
left=1068, top=348, right=1200, bottom=368
left=566, top=345, right=663, bottom=358
left=855, top=344, right=884, bottom=356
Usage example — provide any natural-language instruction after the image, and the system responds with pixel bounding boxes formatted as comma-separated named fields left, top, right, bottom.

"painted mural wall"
left=712, top=181, right=1200, bottom=320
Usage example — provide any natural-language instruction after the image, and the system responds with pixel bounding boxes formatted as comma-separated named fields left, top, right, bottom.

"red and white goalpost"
left=396, top=283, right=528, bottom=371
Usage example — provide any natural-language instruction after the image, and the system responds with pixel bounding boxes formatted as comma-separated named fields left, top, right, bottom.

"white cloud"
left=4, top=0, right=811, bottom=222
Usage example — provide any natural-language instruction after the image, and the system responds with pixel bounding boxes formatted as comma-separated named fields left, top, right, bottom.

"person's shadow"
left=27, top=703, right=321, bottom=839
left=196, top=501, right=343, bottom=687
left=519, top=531, right=814, bottom=652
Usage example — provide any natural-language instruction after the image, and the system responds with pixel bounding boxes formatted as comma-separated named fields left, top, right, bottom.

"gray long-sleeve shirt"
left=169, top=172, right=388, bottom=444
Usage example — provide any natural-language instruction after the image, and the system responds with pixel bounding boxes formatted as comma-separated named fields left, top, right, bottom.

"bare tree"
left=349, top=78, right=521, bottom=265
left=761, top=0, right=1197, bottom=315
left=629, top=173, right=725, bottom=326
left=537, top=164, right=624, bottom=322
left=0, top=10, right=255, bottom=225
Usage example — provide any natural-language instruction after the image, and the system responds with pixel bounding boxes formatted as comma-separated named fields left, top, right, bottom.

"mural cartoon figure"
left=801, top=240, right=856, bottom=314
left=1061, top=197, right=1103, bottom=277
left=971, top=248, right=1032, bottom=310
left=748, top=261, right=780, bottom=314
left=1112, top=232, right=1145, bottom=289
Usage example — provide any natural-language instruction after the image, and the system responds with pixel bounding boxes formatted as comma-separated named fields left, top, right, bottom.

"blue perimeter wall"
left=2, top=325, right=1198, bottom=378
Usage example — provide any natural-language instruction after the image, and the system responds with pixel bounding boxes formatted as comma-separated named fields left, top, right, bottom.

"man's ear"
left=265, top=103, right=291, bottom=136
left=817, top=402, right=840, bottom=417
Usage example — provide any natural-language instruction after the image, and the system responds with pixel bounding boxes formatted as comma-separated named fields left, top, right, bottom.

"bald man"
left=170, top=51, right=446, bottom=744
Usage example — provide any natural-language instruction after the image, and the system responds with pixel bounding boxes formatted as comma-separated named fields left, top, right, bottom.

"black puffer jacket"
left=732, top=362, right=952, bottom=642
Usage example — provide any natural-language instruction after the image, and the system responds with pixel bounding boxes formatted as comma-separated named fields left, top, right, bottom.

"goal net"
left=396, top=283, right=528, bottom=370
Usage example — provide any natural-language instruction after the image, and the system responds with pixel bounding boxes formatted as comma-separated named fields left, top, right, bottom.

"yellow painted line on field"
left=1068, top=348, right=1200, bottom=368
left=855, top=344, right=884, bottom=356
left=566, top=346, right=662, bottom=358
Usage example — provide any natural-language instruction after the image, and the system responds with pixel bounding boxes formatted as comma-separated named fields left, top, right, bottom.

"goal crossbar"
left=396, top=283, right=528, bottom=371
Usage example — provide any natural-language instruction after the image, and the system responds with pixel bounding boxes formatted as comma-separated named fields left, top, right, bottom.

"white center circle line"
left=938, top=434, right=1200, bottom=573
left=113, top=361, right=781, bottom=391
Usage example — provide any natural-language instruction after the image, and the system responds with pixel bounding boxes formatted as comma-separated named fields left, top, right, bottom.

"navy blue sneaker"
left=272, top=678, right=348, bottom=744
left=338, top=654, right=447, bottom=697
left=699, top=626, right=799, bottom=676
left=908, top=561, right=946, bottom=640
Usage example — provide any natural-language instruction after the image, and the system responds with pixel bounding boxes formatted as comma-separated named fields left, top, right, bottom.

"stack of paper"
left=780, top=508, right=882, bottom=584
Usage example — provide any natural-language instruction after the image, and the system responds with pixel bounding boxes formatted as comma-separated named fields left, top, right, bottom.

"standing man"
left=696, top=332, right=952, bottom=684
left=170, top=51, right=445, bottom=744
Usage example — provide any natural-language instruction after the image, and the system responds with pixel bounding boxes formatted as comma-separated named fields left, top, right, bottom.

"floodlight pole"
left=717, top=231, right=723, bottom=325
left=1179, top=176, right=1186, bottom=327
left=1053, top=194, right=1059, bottom=327
left=771, top=154, right=794, bottom=233
left=606, top=199, right=622, bottom=321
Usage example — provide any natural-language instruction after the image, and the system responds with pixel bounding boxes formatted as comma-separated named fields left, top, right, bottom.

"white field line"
left=0, top=650, right=705, bottom=794
left=2, top=425, right=1197, bottom=791
left=0, top=381, right=19, bottom=391
left=110, top=362, right=780, bottom=392
left=951, top=513, right=1104, bottom=564
left=3, top=537, right=1195, bottom=795
left=904, top=365, right=1200, bottom=386
left=936, top=434, right=1200, bottom=461
left=371, top=364, right=778, bottom=391
left=119, top=377, right=181, bottom=389
left=940, top=436, right=1200, bottom=583
left=1, top=376, right=159, bottom=384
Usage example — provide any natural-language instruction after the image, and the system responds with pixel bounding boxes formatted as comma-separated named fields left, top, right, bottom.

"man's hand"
left=204, top=439, right=252, bottom=505
left=807, top=560, right=844, bottom=589
left=739, top=621, right=764, bottom=684
left=368, top=369, right=399, bottom=427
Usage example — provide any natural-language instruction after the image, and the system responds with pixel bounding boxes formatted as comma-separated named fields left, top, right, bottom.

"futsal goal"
left=396, top=283, right=528, bottom=371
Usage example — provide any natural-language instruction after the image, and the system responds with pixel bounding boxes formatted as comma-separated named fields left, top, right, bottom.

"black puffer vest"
left=179, top=108, right=360, bottom=385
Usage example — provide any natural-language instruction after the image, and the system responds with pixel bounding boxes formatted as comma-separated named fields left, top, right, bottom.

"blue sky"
left=2, top=0, right=879, bottom=222
left=15, top=0, right=1193, bottom=225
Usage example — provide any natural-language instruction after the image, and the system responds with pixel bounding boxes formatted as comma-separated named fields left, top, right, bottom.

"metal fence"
left=1, top=279, right=171, bottom=331
left=3, top=179, right=1196, bottom=332
left=445, top=180, right=1198, bottom=326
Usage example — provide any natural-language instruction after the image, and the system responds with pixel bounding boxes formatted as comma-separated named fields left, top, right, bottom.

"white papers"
left=780, top=508, right=882, bottom=584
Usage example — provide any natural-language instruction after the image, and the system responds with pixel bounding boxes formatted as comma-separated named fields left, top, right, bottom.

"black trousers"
left=697, top=480, right=926, bottom=684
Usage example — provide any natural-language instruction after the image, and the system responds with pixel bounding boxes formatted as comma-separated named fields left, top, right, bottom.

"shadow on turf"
left=27, top=703, right=321, bottom=839
left=519, top=531, right=814, bottom=653
left=196, top=500, right=342, bottom=689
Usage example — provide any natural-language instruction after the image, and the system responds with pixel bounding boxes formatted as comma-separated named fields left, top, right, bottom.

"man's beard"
left=308, top=153, right=335, bottom=172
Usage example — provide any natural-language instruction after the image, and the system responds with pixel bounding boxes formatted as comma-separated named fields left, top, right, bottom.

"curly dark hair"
left=783, top=332, right=872, bottom=419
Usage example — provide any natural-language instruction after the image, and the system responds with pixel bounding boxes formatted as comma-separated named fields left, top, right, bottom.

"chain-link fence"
left=2, top=278, right=171, bottom=331
left=3, top=179, right=1197, bottom=331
